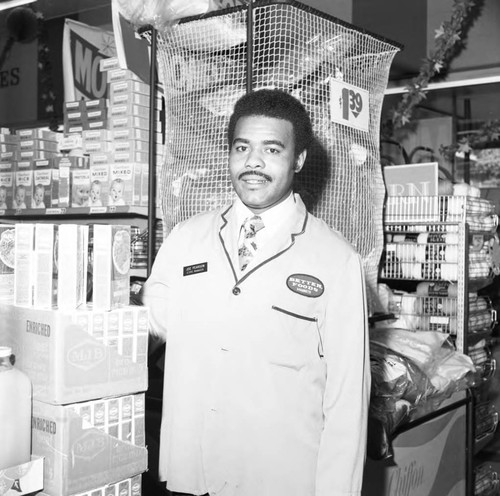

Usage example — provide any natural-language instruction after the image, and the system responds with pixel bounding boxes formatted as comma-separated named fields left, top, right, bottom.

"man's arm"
left=316, top=251, right=371, bottom=496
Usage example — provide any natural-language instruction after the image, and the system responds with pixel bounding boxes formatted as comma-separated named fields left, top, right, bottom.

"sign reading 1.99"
left=329, top=79, right=370, bottom=132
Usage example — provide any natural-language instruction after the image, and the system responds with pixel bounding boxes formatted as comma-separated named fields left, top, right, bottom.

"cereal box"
left=13, top=160, right=33, bottom=209
left=89, top=163, right=109, bottom=207
left=108, top=163, right=134, bottom=207
left=0, top=162, right=13, bottom=210
left=56, top=224, right=89, bottom=310
left=0, top=224, right=15, bottom=301
left=71, top=168, right=91, bottom=208
left=92, top=225, right=130, bottom=310
left=33, top=223, right=58, bottom=308
left=14, top=223, right=35, bottom=306
left=32, top=158, right=54, bottom=209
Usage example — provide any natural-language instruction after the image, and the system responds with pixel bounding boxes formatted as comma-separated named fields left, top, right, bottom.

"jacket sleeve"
left=142, top=224, right=181, bottom=347
left=315, top=251, right=371, bottom=496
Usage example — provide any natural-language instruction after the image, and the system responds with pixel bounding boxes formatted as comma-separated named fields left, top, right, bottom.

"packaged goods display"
left=0, top=346, right=32, bottom=471
left=68, top=474, right=142, bottom=496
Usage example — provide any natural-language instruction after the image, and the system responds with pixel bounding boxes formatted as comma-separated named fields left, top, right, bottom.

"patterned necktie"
left=238, top=215, right=265, bottom=271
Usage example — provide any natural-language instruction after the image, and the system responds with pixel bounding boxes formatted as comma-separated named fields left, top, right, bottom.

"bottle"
left=0, top=346, right=32, bottom=470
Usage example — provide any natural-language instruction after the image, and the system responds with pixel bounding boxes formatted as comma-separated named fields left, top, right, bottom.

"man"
left=143, top=89, right=370, bottom=496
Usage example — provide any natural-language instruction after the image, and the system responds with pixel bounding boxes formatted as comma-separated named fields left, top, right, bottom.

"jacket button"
left=232, top=287, right=241, bottom=295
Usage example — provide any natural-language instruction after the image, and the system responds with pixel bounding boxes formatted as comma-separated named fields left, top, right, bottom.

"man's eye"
left=267, top=147, right=280, bottom=154
left=235, top=145, right=247, bottom=152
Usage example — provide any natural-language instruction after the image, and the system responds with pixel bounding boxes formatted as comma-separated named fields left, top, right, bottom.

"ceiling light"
left=0, top=0, right=36, bottom=12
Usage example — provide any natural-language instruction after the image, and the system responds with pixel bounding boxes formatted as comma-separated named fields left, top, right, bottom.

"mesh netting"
left=154, top=1, right=399, bottom=311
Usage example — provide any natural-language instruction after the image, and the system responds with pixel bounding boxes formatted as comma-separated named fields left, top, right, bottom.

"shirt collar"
left=233, top=191, right=296, bottom=231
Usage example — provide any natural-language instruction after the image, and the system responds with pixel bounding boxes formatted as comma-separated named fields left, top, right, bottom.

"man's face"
left=229, top=115, right=306, bottom=214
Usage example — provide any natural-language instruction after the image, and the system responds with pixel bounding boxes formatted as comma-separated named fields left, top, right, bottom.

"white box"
left=56, top=224, right=89, bottom=310
left=92, top=225, right=130, bottom=311
left=0, top=303, right=148, bottom=404
left=14, top=223, right=35, bottom=306
left=89, top=163, right=109, bottom=207
left=33, top=224, right=57, bottom=308
left=0, top=224, right=15, bottom=301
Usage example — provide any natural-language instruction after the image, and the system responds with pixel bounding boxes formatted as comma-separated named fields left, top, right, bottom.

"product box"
left=108, top=164, right=135, bottom=206
left=113, top=139, right=149, bottom=154
left=33, top=223, right=58, bottom=308
left=109, top=115, right=149, bottom=131
left=106, top=68, right=142, bottom=84
left=0, top=142, right=19, bottom=153
left=109, top=80, right=150, bottom=98
left=110, top=90, right=152, bottom=107
left=114, top=150, right=149, bottom=165
left=89, top=163, right=110, bottom=207
left=19, top=139, right=59, bottom=152
left=82, top=129, right=111, bottom=143
left=56, top=224, right=89, bottom=310
left=18, top=149, right=57, bottom=161
left=54, top=156, right=88, bottom=208
left=83, top=98, right=107, bottom=111
left=109, top=103, right=150, bottom=120
left=0, top=224, right=15, bottom=301
left=32, top=158, right=54, bottom=209
left=99, top=56, right=120, bottom=72
left=68, top=474, right=142, bottom=496
left=0, top=303, right=148, bottom=404
left=0, top=456, right=44, bottom=496
left=92, top=225, right=130, bottom=310
left=13, top=161, right=32, bottom=209
left=31, top=400, right=147, bottom=496
left=0, top=133, right=19, bottom=144
left=83, top=140, right=113, bottom=154
left=14, top=223, right=35, bottom=306
left=0, top=162, right=13, bottom=210
left=71, top=168, right=91, bottom=207
left=1, top=150, right=19, bottom=163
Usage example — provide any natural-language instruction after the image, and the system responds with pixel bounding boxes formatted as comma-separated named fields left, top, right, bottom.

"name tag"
left=183, top=262, right=208, bottom=276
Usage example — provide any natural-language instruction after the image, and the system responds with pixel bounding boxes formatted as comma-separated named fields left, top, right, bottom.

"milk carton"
left=92, top=225, right=130, bottom=310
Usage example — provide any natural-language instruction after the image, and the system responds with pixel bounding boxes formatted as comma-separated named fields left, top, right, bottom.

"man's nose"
left=245, top=149, right=264, bottom=168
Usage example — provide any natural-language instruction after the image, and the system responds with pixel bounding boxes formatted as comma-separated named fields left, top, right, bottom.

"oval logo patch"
left=286, top=274, right=324, bottom=298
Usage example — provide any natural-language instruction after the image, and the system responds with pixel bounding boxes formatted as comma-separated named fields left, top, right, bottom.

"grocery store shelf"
left=0, top=205, right=161, bottom=219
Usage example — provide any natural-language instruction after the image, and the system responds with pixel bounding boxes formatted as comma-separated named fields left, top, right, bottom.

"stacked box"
left=0, top=161, right=13, bottom=209
left=13, top=160, right=33, bottom=209
left=31, top=399, right=147, bottom=496
left=16, top=128, right=60, bottom=162
left=0, top=303, right=148, bottom=403
left=64, top=100, right=108, bottom=134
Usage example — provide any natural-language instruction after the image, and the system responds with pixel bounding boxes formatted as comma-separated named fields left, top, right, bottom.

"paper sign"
left=329, top=79, right=370, bottom=132
left=383, top=162, right=439, bottom=196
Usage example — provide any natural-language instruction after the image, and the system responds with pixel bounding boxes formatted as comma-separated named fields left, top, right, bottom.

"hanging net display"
left=152, top=1, right=400, bottom=311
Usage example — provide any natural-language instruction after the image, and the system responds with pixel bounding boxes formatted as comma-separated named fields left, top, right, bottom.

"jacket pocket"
left=266, top=305, right=323, bottom=369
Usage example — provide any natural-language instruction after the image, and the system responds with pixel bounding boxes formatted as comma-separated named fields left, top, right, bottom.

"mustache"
left=238, top=171, right=272, bottom=182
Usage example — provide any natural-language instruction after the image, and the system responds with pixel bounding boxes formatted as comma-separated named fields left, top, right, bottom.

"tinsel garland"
left=391, top=0, right=483, bottom=129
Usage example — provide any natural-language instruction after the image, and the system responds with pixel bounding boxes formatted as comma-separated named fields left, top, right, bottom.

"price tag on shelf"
left=46, top=208, right=67, bottom=215
left=329, top=79, right=370, bottom=132
left=90, top=207, right=107, bottom=214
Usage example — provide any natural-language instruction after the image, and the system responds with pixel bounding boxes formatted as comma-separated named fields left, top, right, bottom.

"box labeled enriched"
left=31, top=400, right=147, bottom=496
left=0, top=303, right=148, bottom=404
left=0, top=224, right=15, bottom=301
left=92, top=225, right=130, bottom=310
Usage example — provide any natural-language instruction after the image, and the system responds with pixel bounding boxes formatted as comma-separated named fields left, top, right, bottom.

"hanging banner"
left=62, top=19, right=117, bottom=102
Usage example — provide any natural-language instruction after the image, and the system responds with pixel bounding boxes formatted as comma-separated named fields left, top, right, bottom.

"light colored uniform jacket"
left=143, top=194, right=370, bottom=496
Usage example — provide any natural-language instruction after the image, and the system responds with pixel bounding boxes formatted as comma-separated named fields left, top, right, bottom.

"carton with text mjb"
left=92, top=225, right=130, bottom=311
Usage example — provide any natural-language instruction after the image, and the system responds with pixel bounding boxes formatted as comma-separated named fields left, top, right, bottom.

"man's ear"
left=294, top=149, right=307, bottom=173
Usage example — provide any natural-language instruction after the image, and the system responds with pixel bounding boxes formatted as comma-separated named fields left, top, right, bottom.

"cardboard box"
left=0, top=303, right=148, bottom=403
left=109, top=103, right=150, bottom=120
left=19, top=139, right=59, bottom=152
left=109, top=80, right=150, bottom=98
left=0, top=456, right=44, bottom=495
left=99, top=57, right=120, bottom=72
left=92, top=225, right=130, bottom=310
left=110, top=115, right=149, bottom=131
left=18, top=149, right=57, bottom=161
left=32, top=159, right=54, bottom=209
left=89, top=163, right=110, bottom=207
left=13, top=161, right=32, bottom=209
left=0, top=224, right=15, bottom=301
left=56, top=224, right=89, bottom=310
left=71, top=168, right=91, bottom=208
left=82, top=129, right=111, bottom=143
left=0, top=162, right=13, bottom=210
left=14, top=223, right=35, bottom=306
left=108, top=164, right=135, bottom=206
left=31, top=400, right=147, bottom=496
left=106, top=68, right=142, bottom=84
left=0, top=150, right=19, bottom=162
left=33, top=224, right=58, bottom=308
left=17, top=128, right=57, bottom=141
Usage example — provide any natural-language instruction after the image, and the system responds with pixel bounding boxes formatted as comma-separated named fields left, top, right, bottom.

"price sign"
left=329, top=79, right=370, bottom=132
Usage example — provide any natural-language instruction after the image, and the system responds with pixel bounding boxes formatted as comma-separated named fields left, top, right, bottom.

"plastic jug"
left=0, top=346, right=32, bottom=470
